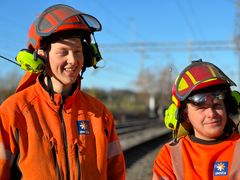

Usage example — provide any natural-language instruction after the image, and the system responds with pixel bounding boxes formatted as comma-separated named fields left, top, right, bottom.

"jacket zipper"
left=52, top=145, right=61, bottom=179
left=59, top=97, right=70, bottom=179
left=75, top=144, right=81, bottom=179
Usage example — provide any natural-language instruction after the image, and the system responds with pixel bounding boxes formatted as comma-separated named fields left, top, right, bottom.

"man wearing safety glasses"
left=152, top=60, right=240, bottom=179
left=0, top=4, right=126, bottom=179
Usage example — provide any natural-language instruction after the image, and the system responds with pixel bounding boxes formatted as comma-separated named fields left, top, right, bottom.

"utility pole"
left=235, top=0, right=240, bottom=90
left=234, top=0, right=240, bottom=122
left=140, top=42, right=145, bottom=71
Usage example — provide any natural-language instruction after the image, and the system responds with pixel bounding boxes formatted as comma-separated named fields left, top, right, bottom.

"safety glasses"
left=187, top=90, right=225, bottom=106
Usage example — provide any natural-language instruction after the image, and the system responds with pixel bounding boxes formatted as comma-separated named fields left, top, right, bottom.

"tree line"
left=0, top=65, right=175, bottom=121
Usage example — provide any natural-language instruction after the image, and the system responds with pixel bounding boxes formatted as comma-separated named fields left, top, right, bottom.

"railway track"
left=116, top=119, right=170, bottom=150
left=124, top=131, right=172, bottom=180
left=116, top=119, right=159, bottom=135
left=115, top=119, right=172, bottom=179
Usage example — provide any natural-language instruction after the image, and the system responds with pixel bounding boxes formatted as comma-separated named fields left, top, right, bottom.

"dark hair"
left=224, top=90, right=239, bottom=116
left=40, top=29, right=90, bottom=50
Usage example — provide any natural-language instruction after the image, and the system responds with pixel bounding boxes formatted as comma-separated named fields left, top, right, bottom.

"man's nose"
left=67, top=52, right=78, bottom=64
left=206, top=107, right=217, bottom=118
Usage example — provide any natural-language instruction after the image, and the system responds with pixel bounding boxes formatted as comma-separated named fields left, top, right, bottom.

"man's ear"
left=37, top=49, right=47, bottom=59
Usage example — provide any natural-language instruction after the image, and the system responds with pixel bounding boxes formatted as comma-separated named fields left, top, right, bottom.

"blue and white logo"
left=77, top=120, right=90, bottom=135
left=214, top=162, right=228, bottom=176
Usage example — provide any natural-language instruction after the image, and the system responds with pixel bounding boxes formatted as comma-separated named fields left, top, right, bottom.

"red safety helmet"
left=164, top=59, right=238, bottom=134
left=172, top=60, right=236, bottom=108
left=27, top=4, right=102, bottom=50
left=16, top=4, right=102, bottom=93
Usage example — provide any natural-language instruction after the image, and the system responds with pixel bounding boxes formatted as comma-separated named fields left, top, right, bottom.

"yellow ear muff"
left=15, top=49, right=45, bottom=73
left=90, top=43, right=102, bottom=68
left=231, top=90, right=240, bottom=112
left=164, top=103, right=178, bottom=130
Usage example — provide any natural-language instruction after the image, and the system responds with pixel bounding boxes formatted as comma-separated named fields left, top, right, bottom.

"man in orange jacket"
left=0, top=4, right=126, bottom=179
left=152, top=60, right=240, bottom=179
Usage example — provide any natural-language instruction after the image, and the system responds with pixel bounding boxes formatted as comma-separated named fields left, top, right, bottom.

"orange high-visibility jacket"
left=0, top=74, right=126, bottom=179
left=152, top=133, right=240, bottom=180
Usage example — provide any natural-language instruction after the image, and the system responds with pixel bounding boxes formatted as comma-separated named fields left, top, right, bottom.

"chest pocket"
left=76, top=115, right=108, bottom=156
left=76, top=119, right=96, bottom=152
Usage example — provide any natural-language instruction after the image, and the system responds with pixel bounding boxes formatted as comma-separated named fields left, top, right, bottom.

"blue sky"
left=0, top=0, right=239, bottom=90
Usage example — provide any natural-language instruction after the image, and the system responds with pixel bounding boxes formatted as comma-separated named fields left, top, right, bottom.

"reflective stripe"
left=169, top=141, right=183, bottom=179
left=152, top=172, right=169, bottom=180
left=186, top=71, right=197, bottom=85
left=0, top=142, right=11, bottom=160
left=208, top=66, right=216, bottom=76
left=229, top=139, right=240, bottom=178
left=107, top=140, right=122, bottom=159
left=170, top=137, right=240, bottom=179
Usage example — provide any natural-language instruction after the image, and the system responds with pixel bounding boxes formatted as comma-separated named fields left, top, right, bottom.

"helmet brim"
left=36, top=4, right=102, bottom=37
left=175, top=61, right=236, bottom=102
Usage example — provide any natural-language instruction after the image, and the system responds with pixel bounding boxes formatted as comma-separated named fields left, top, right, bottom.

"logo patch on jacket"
left=214, top=162, right=228, bottom=176
left=77, top=120, right=90, bottom=135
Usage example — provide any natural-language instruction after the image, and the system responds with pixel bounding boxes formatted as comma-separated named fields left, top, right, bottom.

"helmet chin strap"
left=43, top=71, right=55, bottom=104
left=80, top=66, right=86, bottom=79
left=169, top=121, right=180, bottom=145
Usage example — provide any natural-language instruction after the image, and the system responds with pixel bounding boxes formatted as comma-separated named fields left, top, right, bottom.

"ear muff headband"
left=15, top=49, right=45, bottom=73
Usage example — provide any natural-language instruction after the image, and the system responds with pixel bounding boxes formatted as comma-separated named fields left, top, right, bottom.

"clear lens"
left=81, top=14, right=102, bottom=31
left=36, top=4, right=102, bottom=36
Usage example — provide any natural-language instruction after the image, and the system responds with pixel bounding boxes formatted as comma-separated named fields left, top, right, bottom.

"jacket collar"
left=35, top=74, right=81, bottom=112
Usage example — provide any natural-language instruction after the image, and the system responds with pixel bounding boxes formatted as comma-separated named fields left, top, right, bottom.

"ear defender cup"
left=224, top=90, right=239, bottom=115
left=82, top=41, right=102, bottom=68
left=82, top=42, right=94, bottom=68
left=230, top=90, right=240, bottom=114
left=15, top=49, right=45, bottom=73
left=90, top=43, right=102, bottom=67
left=164, top=103, right=179, bottom=130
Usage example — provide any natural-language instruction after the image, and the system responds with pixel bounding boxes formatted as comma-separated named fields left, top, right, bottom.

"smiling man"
left=0, top=4, right=125, bottom=180
left=152, top=60, right=240, bottom=179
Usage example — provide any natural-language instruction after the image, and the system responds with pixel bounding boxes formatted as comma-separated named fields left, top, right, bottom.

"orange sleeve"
left=152, top=144, right=176, bottom=180
left=0, top=103, right=20, bottom=179
left=106, top=111, right=126, bottom=180
left=0, top=115, right=11, bottom=179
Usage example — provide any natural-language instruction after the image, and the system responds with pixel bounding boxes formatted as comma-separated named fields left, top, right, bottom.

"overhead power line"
left=99, top=39, right=239, bottom=89
left=100, top=40, right=235, bottom=53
